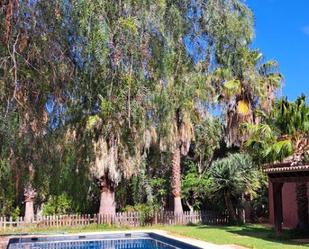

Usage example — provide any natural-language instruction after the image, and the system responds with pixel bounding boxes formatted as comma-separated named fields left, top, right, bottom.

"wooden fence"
left=0, top=211, right=229, bottom=230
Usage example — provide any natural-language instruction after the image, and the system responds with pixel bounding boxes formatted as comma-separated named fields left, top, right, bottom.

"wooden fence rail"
left=0, top=211, right=229, bottom=229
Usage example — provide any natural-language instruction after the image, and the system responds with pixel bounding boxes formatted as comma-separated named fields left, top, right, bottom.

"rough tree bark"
left=99, top=174, right=116, bottom=215
left=24, top=183, right=36, bottom=223
left=24, top=163, right=36, bottom=222
left=171, top=147, right=183, bottom=214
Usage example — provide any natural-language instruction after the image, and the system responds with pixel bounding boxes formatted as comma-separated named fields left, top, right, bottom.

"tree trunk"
left=24, top=183, right=36, bottom=223
left=224, top=191, right=237, bottom=222
left=99, top=175, right=116, bottom=215
left=186, top=200, right=194, bottom=213
left=25, top=200, right=34, bottom=222
left=171, top=147, right=183, bottom=214
left=296, top=183, right=309, bottom=230
left=243, top=192, right=252, bottom=223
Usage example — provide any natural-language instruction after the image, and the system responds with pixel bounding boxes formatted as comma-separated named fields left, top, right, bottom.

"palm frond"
left=223, top=79, right=241, bottom=98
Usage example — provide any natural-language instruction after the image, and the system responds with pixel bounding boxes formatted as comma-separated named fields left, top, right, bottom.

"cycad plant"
left=208, top=153, right=260, bottom=222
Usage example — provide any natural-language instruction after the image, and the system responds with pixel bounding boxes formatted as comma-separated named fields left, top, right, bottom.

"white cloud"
left=302, top=26, right=309, bottom=35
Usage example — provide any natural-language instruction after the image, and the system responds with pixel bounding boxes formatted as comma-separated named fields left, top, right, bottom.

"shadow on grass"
left=194, top=224, right=309, bottom=247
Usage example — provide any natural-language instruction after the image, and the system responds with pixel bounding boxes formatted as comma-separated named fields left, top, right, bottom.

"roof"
left=264, top=164, right=309, bottom=174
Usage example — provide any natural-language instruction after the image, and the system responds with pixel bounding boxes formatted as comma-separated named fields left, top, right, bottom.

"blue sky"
left=247, top=0, right=309, bottom=100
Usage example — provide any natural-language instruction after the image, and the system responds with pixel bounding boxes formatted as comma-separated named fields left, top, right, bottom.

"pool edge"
left=5, top=230, right=237, bottom=249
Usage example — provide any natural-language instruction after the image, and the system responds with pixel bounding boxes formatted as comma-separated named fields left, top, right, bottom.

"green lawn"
left=1, top=224, right=309, bottom=249
left=163, top=224, right=309, bottom=249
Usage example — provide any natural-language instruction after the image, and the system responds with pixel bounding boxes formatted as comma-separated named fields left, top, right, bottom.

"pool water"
left=9, top=239, right=177, bottom=249
left=8, top=233, right=201, bottom=249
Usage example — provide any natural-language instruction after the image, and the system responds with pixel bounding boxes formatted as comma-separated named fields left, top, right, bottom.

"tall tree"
left=198, top=1, right=282, bottom=147
left=0, top=0, right=73, bottom=220
left=65, top=0, right=195, bottom=215
left=152, top=0, right=259, bottom=213
left=217, top=49, right=283, bottom=147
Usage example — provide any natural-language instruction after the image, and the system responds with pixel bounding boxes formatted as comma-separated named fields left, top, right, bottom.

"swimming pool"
left=7, top=232, right=203, bottom=249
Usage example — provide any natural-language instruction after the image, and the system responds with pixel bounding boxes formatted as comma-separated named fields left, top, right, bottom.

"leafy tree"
left=64, top=0, right=197, bottom=215
left=149, top=177, right=168, bottom=209
left=0, top=158, right=15, bottom=215
left=0, top=0, right=73, bottom=220
left=0, top=0, right=288, bottom=222
left=202, top=1, right=282, bottom=148
left=193, top=116, right=222, bottom=172
left=182, top=161, right=209, bottom=212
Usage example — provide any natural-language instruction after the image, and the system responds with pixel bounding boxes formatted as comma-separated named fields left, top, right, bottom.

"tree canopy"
left=0, top=0, right=292, bottom=223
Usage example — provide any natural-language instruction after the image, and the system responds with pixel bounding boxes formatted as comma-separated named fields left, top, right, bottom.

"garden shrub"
left=122, top=203, right=159, bottom=225
left=42, top=193, right=73, bottom=215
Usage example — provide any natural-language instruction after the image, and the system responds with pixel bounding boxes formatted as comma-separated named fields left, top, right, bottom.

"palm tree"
left=171, top=110, right=194, bottom=213
left=245, top=95, right=309, bottom=229
left=152, top=0, right=256, bottom=213
left=216, top=49, right=282, bottom=147
left=154, top=86, right=195, bottom=214
left=67, top=1, right=196, bottom=216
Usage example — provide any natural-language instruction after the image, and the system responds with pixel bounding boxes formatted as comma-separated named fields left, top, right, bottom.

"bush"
left=12, top=207, right=20, bottom=221
left=0, top=159, right=15, bottom=216
left=43, top=193, right=73, bottom=215
left=122, top=203, right=159, bottom=225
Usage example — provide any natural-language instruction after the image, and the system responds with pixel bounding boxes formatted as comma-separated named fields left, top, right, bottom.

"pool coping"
left=4, top=230, right=247, bottom=249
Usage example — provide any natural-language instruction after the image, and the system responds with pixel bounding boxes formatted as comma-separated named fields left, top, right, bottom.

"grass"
left=163, top=224, right=309, bottom=249
left=1, top=224, right=309, bottom=249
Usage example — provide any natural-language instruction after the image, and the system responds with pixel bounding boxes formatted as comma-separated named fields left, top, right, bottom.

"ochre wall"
left=269, top=181, right=309, bottom=228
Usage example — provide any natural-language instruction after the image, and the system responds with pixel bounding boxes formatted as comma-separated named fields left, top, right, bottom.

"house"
left=269, top=181, right=309, bottom=228
left=265, top=162, right=309, bottom=234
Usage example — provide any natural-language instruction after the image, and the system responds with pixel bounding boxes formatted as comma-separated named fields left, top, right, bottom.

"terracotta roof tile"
left=264, top=165, right=309, bottom=173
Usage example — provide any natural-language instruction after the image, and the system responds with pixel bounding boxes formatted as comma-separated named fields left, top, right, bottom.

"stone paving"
left=0, top=236, right=9, bottom=249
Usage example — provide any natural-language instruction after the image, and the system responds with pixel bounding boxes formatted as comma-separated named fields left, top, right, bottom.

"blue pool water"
left=8, top=233, right=201, bottom=249
left=9, top=239, right=176, bottom=249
